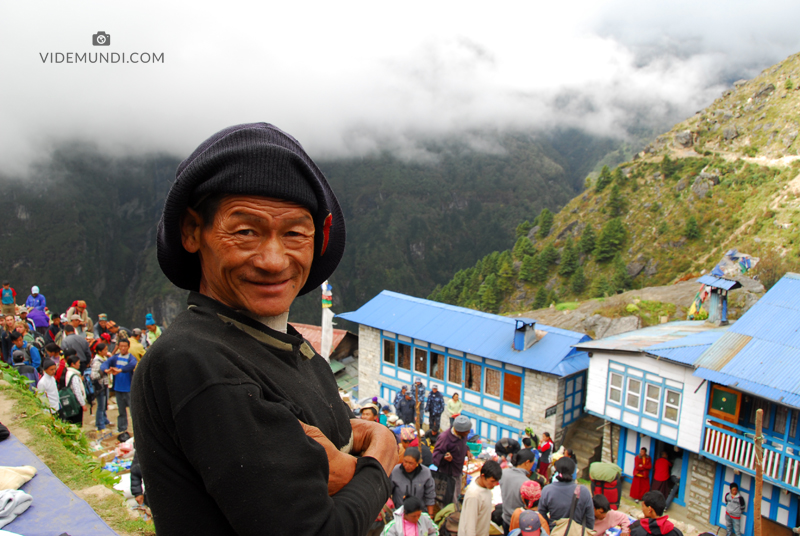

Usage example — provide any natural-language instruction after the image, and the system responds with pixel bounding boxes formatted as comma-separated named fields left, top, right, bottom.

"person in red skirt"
left=537, top=432, right=554, bottom=478
left=631, top=447, right=652, bottom=502
left=651, top=452, right=672, bottom=497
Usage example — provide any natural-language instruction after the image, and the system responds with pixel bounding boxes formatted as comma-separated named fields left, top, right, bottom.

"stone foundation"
left=686, top=453, right=715, bottom=525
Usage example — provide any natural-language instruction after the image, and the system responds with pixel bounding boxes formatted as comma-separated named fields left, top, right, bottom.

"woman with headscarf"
left=389, top=447, right=436, bottom=517
left=508, top=481, right=549, bottom=533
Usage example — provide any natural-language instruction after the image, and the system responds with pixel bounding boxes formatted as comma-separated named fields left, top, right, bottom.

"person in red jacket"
left=537, top=432, right=554, bottom=478
left=631, top=448, right=652, bottom=502
left=630, top=491, right=682, bottom=536
left=651, top=452, right=672, bottom=497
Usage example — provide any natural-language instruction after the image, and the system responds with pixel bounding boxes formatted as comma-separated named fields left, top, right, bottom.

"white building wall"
left=585, top=350, right=708, bottom=453
left=358, top=325, right=381, bottom=400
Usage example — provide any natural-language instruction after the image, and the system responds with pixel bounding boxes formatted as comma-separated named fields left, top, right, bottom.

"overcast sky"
left=2, top=0, right=800, bottom=174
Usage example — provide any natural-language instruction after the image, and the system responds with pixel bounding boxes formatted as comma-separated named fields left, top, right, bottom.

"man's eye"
left=236, top=229, right=255, bottom=236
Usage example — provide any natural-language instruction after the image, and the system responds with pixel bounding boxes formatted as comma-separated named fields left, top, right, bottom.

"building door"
left=563, top=372, right=586, bottom=427
left=618, top=428, right=655, bottom=481
left=714, top=464, right=799, bottom=533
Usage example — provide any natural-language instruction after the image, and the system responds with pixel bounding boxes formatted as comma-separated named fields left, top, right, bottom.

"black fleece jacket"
left=131, top=292, right=391, bottom=536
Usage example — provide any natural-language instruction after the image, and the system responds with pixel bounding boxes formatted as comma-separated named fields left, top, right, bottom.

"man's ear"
left=181, top=207, right=204, bottom=253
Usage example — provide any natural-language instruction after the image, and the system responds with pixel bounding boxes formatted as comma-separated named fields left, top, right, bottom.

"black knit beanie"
left=157, top=123, right=346, bottom=295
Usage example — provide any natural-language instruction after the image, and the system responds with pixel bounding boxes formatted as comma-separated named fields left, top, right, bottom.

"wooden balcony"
left=702, top=416, right=800, bottom=493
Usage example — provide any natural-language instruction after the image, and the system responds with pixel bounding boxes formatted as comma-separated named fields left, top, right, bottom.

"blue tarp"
left=0, top=433, right=119, bottom=536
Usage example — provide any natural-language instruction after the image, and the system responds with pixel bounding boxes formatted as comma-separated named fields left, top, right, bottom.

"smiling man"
left=131, top=123, right=396, bottom=536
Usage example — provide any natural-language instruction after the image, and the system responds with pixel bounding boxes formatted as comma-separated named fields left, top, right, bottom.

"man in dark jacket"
left=631, top=490, right=683, bottom=536
left=131, top=123, right=396, bottom=536
left=538, top=457, right=595, bottom=529
left=425, top=384, right=444, bottom=432
left=431, top=415, right=472, bottom=478
left=397, top=392, right=416, bottom=425
left=60, top=324, right=91, bottom=372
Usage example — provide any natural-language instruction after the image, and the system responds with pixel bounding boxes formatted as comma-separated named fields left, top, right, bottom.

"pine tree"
left=479, top=274, right=501, bottom=313
left=513, top=236, right=536, bottom=259
left=570, top=265, right=586, bottom=295
left=520, top=255, right=536, bottom=282
left=532, top=286, right=548, bottom=309
left=611, top=253, right=632, bottom=292
left=530, top=254, right=548, bottom=284
left=608, top=184, right=624, bottom=217
left=684, top=215, right=700, bottom=239
left=540, top=243, right=559, bottom=267
left=661, top=155, right=677, bottom=179
left=590, top=276, right=613, bottom=298
left=579, top=224, right=596, bottom=255
left=594, top=218, right=627, bottom=263
left=545, top=289, right=559, bottom=308
left=537, top=208, right=554, bottom=239
left=613, top=167, right=625, bottom=185
left=558, top=238, right=578, bottom=277
left=482, top=251, right=500, bottom=276
left=516, top=220, right=533, bottom=238
left=595, top=165, right=612, bottom=192
left=497, top=259, right=514, bottom=294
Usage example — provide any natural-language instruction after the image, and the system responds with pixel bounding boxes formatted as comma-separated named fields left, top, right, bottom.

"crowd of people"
left=1, top=282, right=161, bottom=438
left=354, top=383, right=688, bottom=536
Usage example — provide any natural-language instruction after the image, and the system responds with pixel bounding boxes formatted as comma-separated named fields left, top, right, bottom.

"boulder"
left=692, top=176, right=711, bottom=198
left=644, top=259, right=658, bottom=277
left=675, top=178, right=688, bottom=192
left=556, top=220, right=579, bottom=240
left=753, top=83, right=776, bottom=99
left=732, top=276, right=765, bottom=294
left=627, top=259, right=647, bottom=278
left=527, top=226, right=540, bottom=243
left=733, top=79, right=748, bottom=87
left=674, top=131, right=693, bottom=147
left=603, top=316, right=641, bottom=338
left=582, top=315, right=612, bottom=339
left=723, top=126, right=738, bottom=140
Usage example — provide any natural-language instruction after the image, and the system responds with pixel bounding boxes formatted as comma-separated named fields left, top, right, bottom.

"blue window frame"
left=462, top=410, right=520, bottom=443
left=379, top=332, right=524, bottom=415
left=563, top=372, right=586, bottom=426
left=605, top=361, right=683, bottom=443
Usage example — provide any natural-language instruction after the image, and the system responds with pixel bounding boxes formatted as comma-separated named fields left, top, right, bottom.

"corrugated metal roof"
left=576, top=321, right=726, bottom=354
left=696, top=275, right=742, bottom=290
left=644, top=330, right=727, bottom=365
left=291, top=323, right=348, bottom=355
left=693, top=272, right=800, bottom=408
left=337, top=290, right=591, bottom=376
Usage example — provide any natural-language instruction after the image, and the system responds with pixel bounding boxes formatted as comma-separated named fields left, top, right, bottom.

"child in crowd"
left=592, top=494, right=631, bottom=535
left=630, top=491, right=682, bottom=536
left=12, top=349, right=39, bottom=391
left=64, top=354, right=87, bottom=426
left=91, top=342, right=112, bottom=433
left=723, top=483, right=745, bottom=536
left=382, top=496, right=438, bottom=536
left=36, top=359, right=59, bottom=412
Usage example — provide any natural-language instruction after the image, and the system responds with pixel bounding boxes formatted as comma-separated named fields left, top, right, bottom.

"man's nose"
left=253, top=236, right=290, bottom=273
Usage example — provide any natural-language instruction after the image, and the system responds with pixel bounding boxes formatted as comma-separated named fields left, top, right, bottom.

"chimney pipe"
left=514, top=319, right=537, bottom=351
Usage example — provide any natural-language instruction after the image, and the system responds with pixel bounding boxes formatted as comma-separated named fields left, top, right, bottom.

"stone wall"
left=522, top=370, right=561, bottom=441
left=686, top=454, right=715, bottom=525
left=601, top=422, right=622, bottom=465
left=357, top=325, right=381, bottom=400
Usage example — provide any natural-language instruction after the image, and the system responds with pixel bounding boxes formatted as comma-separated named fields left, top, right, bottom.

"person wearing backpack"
left=9, top=330, right=40, bottom=370
left=91, top=342, right=112, bottom=433
left=723, top=483, right=745, bottom=536
left=1, top=282, right=16, bottom=317
left=538, top=457, right=594, bottom=530
left=64, top=354, right=87, bottom=426
left=12, top=349, right=39, bottom=391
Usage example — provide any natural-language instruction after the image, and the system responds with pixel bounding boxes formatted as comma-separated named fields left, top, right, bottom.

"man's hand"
left=82, top=405, right=87, bottom=412
left=444, top=452, right=453, bottom=462
left=135, top=495, right=144, bottom=505
left=350, top=419, right=398, bottom=476
left=300, top=421, right=357, bottom=496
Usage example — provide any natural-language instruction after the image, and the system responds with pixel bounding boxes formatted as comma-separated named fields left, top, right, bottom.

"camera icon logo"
left=92, top=31, right=111, bottom=46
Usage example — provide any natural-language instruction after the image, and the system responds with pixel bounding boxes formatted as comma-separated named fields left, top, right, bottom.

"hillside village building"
left=339, top=291, right=592, bottom=446
left=581, top=273, right=800, bottom=534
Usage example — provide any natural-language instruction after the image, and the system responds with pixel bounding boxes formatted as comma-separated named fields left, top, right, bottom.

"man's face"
left=404, top=510, right=422, bottom=525
left=730, top=487, right=738, bottom=496
left=402, top=455, right=419, bottom=473
left=182, top=196, right=316, bottom=318
left=482, top=476, right=500, bottom=490
left=360, top=409, right=376, bottom=422
left=71, top=319, right=81, bottom=328
left=146, top=324, right=157, bottom=332
left=13, top=338, right=23, bottom=348
left=110, top=325, right=118, bottom=333
left=45, top=365, right=56, bottom=376
left=99, top=320, right=107, bottom=328
left=117, top=342, right=130, bottom=354
left=19, top=312, right=26, bottom=319
left=594, top=509, right=607, bottom=521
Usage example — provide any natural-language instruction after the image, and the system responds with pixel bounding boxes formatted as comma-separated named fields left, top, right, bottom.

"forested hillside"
left=431, top=51, right=800, bottom=317
left=0, top=129, right=633, bottom=327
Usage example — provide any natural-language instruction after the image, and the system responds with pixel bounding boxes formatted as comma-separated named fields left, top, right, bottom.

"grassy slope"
left=0, top=364, right=155, bottom=535
left=433, top=51, right=800, bottom=317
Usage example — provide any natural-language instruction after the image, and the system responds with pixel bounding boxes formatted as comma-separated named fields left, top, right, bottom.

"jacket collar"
left=187, top=292, right=316, bottom=359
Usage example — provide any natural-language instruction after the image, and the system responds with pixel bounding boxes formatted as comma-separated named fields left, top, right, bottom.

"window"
left=663, top=389, right=681, bottom=423
left=383, top=339, right=395, bottom=365
left=414, top=348, right=427, bottom=374
left=775, top=406, right=789, bottom=435
left=503, top=373, right=522, bottom=405
left=448, top=358, right=462, bottom=384
left=791, top=410, right=798, bottom=439
left=645, top=384, right=661, bottom=417
left=484, top=368, right=501, bottom=397
left=465, top=363, right=481, bottom=392
left=398, top=343, right=411, bottom=370
left=430, top=352, right=444, bottom=380
left=626, top=378, right=642, bottom=410
left=608, top=372, right=623, bottom=404
left=750, top=398, right=771, bottom=425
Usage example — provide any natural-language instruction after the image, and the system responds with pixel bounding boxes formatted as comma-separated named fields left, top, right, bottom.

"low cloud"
left=2, top=0, right=800, bottom=175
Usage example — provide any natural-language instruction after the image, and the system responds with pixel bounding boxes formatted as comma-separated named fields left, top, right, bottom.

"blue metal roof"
left=575, top=321, right=725, bottom=354
left=644, top=330, right=727, bottom=365
left=696, top=274, right=742, bottom=290
left=338, top=290, right=591, bottom=377
left=694, top=272, right=800, bottom=408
